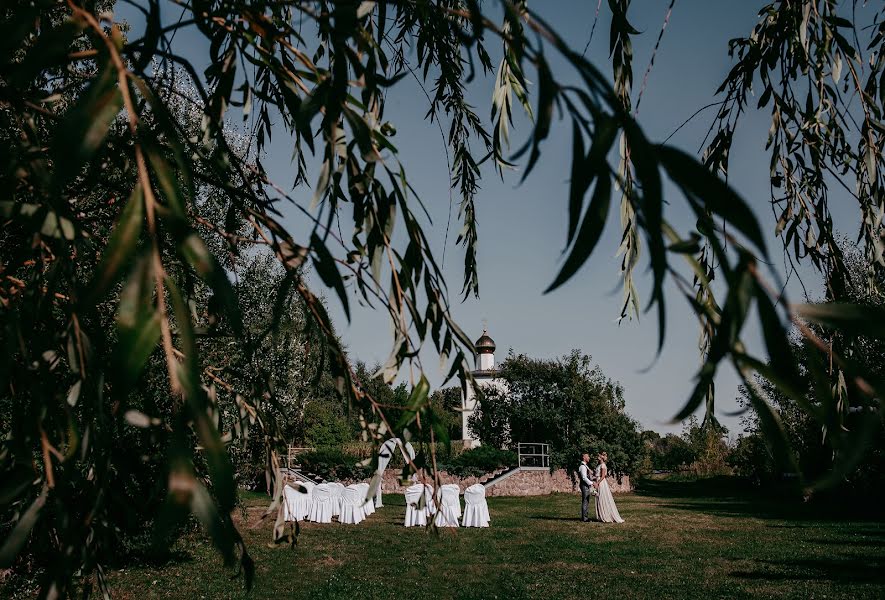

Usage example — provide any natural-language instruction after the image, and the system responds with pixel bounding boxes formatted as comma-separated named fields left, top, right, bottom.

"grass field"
left=50, top=480, right=885, bottom=598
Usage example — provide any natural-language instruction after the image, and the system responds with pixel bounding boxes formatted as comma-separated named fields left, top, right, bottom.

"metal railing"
left=517, top=442, right=550, bottom=470
left=286, top=446, right=315, bottom=469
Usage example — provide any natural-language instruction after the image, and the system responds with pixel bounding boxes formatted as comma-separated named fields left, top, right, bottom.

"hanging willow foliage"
left=1, top=0, right=884, bottom=597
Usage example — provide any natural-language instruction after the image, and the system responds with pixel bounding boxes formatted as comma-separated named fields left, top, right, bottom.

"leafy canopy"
left=2, top=0, right=885, bottom=596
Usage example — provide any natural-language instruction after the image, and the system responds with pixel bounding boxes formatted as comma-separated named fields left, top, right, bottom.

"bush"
left=296, top=448, right=372, bottom=482
left=438, top=446, right=517, bottom=478
left=303, top=401, right=354, bottom=448
left=341, top=440, right=469, bottom=465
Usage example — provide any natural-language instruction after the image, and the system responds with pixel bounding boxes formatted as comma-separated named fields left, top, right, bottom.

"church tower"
left=462, top=327, right=505, bottom=447
left=475, top=329, right=496, bottom=370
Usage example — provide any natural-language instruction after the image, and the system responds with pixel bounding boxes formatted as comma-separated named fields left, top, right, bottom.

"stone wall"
left=343, top=468, right=632, bottom=497
left=481, top=469, right=632, bottom=497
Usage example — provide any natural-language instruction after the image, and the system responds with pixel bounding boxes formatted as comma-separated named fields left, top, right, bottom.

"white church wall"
left=462, top=376, right=508, bottom=447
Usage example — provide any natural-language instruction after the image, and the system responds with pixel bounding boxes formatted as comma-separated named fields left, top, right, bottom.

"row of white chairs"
left=283, top=480, right=491, bottom=528
left=283, top=481, right=375, bottom=525
left=404, top=482, right=490, bottom=528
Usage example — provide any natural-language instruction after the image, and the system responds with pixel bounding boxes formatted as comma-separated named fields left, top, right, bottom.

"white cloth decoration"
left=307, top=483, right=334, bottom=524
left=327, top=482, right=345, bottom=517
left=375, top=438, right=416, bottom=508
left=282, top=481, right=314, bottom=522
left=434, top=483, right=461, bottom=527
left=356, top=482, right=374, bottom=515
left=462, top=483, right=490, bottom=528
left=422, top=483, right=436, bottom=519
left=339, top=485, right=367, bottom=525
left=403, top=482, right=429, bottom=527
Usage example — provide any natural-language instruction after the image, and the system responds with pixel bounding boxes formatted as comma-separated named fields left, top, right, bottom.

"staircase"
left=479, top=465, right=521, bottom=488
left=280, top=467, right=326, bottom=485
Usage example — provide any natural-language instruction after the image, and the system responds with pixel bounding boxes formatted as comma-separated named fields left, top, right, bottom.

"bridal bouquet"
left=589, top=485, right=598, bottom=497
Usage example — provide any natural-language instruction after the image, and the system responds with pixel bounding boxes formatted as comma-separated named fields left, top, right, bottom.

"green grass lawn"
left=94, top=479, right=884, bottom=599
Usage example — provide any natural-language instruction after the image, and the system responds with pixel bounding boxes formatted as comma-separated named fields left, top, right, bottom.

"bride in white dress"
left=594, top=452, right=624, bottom=523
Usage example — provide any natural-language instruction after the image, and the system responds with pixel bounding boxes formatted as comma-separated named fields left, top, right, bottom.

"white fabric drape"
left=462, top=483, right=490, bottom=528
left=422, top=483, right=436, bottom=519
left=339, top=485, right=367, bottom=525
left=282, top=481, right=314, bottom=522
left=356, top=482, right=374, bottom=515
left=403, top=482, right=429, bottom=527
left=594, top=463, right=625, bottom=523
left=307, top=483, right=334, bottom=524
left=374, top=438, right=398, bottom=508
left=375, top=438, right=416, bottom=508
left=327, top=482, right=345, bottom=517
left=433, top=484, right=461, bottom=527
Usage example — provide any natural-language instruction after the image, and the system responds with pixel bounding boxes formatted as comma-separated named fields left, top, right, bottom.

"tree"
left=0, top=59, right=328, bottom=587
left=4, top=1, right=885, bottom=596
left=301, top=399, right=352, bottom=448
left=680, top=416, right=732, bottom=477
left=468, top=351, right=643, bottom=476
left=736, top=240, right=885, bottom=494
left=428, top=387, right=463, bottom=441
left=354, top=364, right=461, bottom=446
left=643, top=430, right=693, bottom=472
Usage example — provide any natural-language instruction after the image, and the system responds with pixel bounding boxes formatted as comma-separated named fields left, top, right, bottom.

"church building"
left=461, top=328, right=506, bottom=447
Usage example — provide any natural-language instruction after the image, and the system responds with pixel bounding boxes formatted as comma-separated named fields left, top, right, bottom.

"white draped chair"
left=434, top=484, right=461, bottom=527
left=422, top=483, right=436, bottom=520
left=283, top=480, right=314, bottom=522
left=404, top=482, right=429, bottom=527
left=462, top=483, right=490, bottom=528
left=356, top=482, right=374, bottom=516
left=339, top=485, right=367, bottom=525
left=327, top=482, right=345, bottom=517
left=307, top=483, right=334, bottom=524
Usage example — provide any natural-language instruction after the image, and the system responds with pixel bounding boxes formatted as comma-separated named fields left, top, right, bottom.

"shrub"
left=341, top=440, right=469, bottom=465
left=296, top=448, right=372, bottom=482
left=303, top=401, right=354, bottom=448
left=439, top=446, right=517, bottom=478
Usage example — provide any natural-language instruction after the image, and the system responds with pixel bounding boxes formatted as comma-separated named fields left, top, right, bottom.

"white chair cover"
left=462, top=483, right=490, bottom=528
left=356, top=482, right=374, bottom=515
left=340, top=485, right=367, bottom=525
left=423, top=483, right=437, bottom=519
left=404, top=482, right=428, bottom=527
left=327, top=482, right=345, bottom=517
left=434, top=484, right=461, bottom=527
left=282, top=481, right=314, bottom=522
left=307, top=483, right=334, bottom=524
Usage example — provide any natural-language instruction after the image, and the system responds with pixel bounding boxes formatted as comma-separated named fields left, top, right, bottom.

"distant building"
left=462, top=328, right=506, bottom=447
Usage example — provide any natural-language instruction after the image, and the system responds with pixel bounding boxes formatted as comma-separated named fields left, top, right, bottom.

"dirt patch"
left=316, top=555, right=343, bottom=568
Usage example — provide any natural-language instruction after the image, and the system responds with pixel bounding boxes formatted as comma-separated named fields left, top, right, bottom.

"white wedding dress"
left=594, top=462, right=624, bottom=523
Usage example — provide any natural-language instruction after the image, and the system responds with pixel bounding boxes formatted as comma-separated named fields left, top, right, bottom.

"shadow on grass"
left=636, top=477, right=885, bottom=523
left=661, top=500, right=850, bottom=522
left=731, top=555, right=885, bottom=584
left=527, top=515, right=583, bottom=522
left=111, top=549, right=195, bottom=569
left=808, top=537, right=885, bottom=548
left=635, top=476, right=753, bottom=499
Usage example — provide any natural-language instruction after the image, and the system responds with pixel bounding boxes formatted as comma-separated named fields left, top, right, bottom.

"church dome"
left=475, top=331, right=496, bottom=354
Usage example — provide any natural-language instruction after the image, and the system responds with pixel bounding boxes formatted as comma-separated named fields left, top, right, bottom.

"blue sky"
left=299, top=0, right=828, bottom=435
left=119, top=1, right=868, bottom=434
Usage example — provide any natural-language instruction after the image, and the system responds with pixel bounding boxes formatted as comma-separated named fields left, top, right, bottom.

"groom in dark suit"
left=578, top=452, right=595, bottom=522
